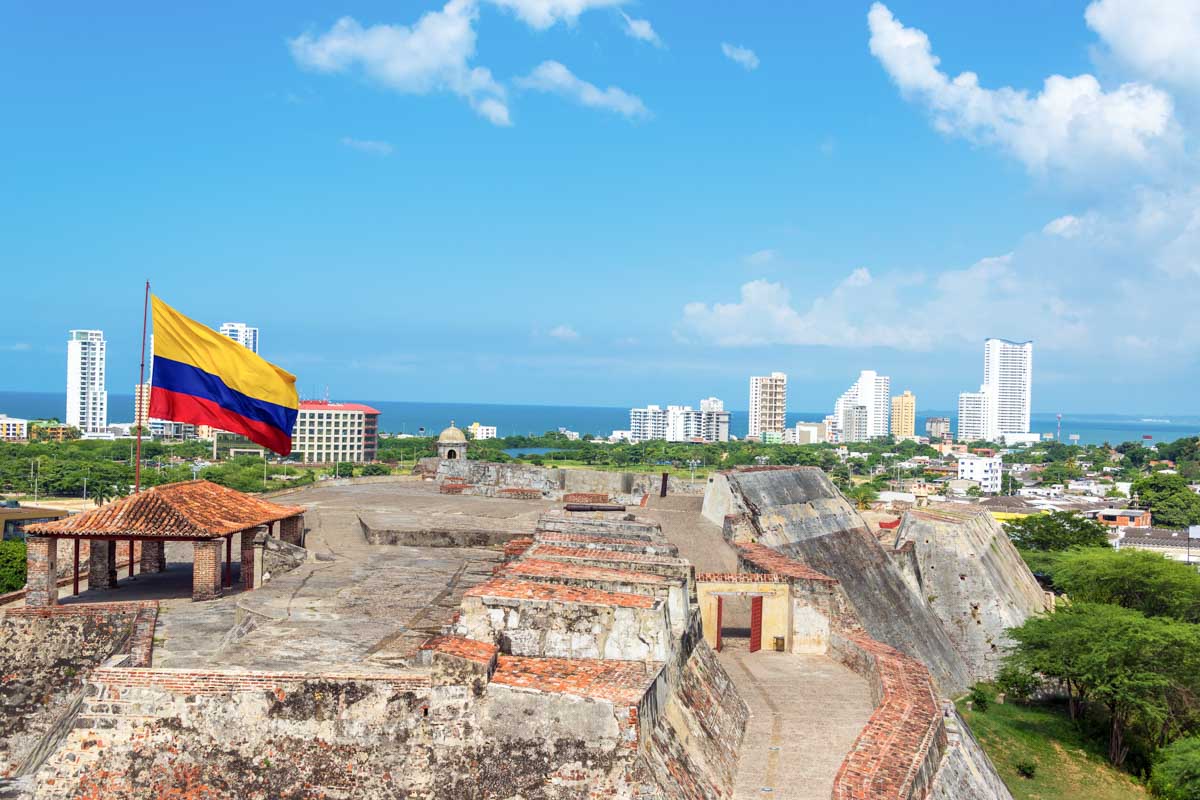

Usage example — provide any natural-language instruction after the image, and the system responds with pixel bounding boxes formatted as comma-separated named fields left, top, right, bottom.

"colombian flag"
left=149, top=296, right=299, bottom=455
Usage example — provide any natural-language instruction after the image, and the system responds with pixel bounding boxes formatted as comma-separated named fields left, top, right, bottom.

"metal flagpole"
left=135, top=281, right=150, bottom=493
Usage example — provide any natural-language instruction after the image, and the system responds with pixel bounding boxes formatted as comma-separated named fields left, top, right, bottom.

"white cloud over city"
left=720, top=43, right=759, bottom=71
left=289, top=0, right=648, bottom=126
left=516, top=61, right=648, bottom=118
left=867, top=2, right=1177, bottom=176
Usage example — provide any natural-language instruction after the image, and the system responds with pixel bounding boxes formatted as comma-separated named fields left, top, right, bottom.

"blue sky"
left=3, top=1, right=1198, bottom=413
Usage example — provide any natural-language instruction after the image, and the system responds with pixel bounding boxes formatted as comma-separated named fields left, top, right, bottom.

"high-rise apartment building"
left=925, top=416, right=951, bottom=439
left=957, top=339, right=1033, bottom=442
left=219, top=322, right=259, bottom=354
left=66, top=330, right=107, bottom=433
left=629, top=398, right=729, bottom=444
left=748, top=372, right=787, bottom=439
left=890, top=390, right=916, bottom=438
left=983, top=338, right=1032, bottom=435
left=957, top=386, right=995, bottom=442
left=291, top=401, right=381, bottom=463
left=134, top=383, right=151, bottom=430
left=832, top=370, right=890, bottom=442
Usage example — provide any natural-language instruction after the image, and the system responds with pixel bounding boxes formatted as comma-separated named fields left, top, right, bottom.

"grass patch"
left=958, top=697, right=1147, bottom=800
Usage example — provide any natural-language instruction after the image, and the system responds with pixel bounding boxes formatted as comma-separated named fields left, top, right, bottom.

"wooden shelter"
left=23, top=480, right=304, bottom=605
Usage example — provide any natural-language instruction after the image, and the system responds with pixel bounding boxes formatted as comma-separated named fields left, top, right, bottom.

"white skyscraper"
left=219, top=322, right=259, bottom=354
left=832, top=370, right=891, bottom=442
left=983, top=338, right=1032, bottom=435
left=748, top=372, right=787, bottom=439
left=957, top=385, right=996, bottom=442
left=629, top=398, right=729, bottom=443
left=66, top=330, right=107, bottom=433
left=957, top=339, right=1033, bottom=442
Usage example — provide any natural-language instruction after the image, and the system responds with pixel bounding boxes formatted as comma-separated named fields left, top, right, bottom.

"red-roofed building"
left=294, top=400, right=381, bottom=463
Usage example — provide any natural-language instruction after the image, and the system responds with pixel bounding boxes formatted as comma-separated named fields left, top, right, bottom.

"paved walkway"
left=718, top=638, right=874, bottom=799
left=647, top=493, right=875, bottom=800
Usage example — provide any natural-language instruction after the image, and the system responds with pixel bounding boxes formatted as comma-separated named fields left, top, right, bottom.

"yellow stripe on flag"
left=151, top=296, right=298, bottom=410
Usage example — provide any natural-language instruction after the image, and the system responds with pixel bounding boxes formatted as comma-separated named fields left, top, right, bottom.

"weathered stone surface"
left=704, top=468, right=974, bottom=695
left=893, top=508, right=1048, bottom=681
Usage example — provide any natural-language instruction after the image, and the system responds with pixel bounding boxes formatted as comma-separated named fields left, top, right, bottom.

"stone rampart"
left=434, top=461, right=705, bottom=503
left=892, top=508, right=1047, bottom=681
left=1, top=602, right=157, bottom=781
left=706, top=467, right=973, bottom=695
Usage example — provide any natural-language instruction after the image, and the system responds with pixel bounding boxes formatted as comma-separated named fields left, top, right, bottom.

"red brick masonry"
left=420, top=635, right=500, bottom=666
left=89, top=667, right=432, bottom=696
left=694, top=572, right=788, bottom=584
left=830, top=633, right=946, bottom=800
left=534, top=531, right=675, bottom=550
left=464, top=578, right=658, bottom=609
left=505, top=559, right=670, bottom=586
left=528, top=544, right=685, bottom=567
left=491, top=654, right=658, bottom=706
left=6, top=601, right=160, bottom=668
left=562, top=493, right=611, bottom=504
left=737, top=543, right=840, bottom=584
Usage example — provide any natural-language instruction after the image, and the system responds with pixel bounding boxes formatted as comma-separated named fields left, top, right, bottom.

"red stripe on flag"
left=150, top=386, right=293, bottom=455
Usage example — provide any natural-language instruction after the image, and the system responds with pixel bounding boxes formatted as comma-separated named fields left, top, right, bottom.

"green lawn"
left=959, top=698, right=1147, bottom=800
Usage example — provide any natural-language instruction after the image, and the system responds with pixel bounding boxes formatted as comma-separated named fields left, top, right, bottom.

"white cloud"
left=486, top=0, right=624, bottom=30
left=679, top=185, right=1200, bottom=360
left=516, top=61, right=649, bottom=118
left=744, top=249, right=777, bottom=266
left=620, top=12, right=662, bottom=47
left=340, top=136, right=394, bottom=156
left=548, top=324, right=580, bottom=340
left=289, top=1, right=511, bottom=126
left=867, top=2, right=1176, bottom=175
left=1043, top=215, right=1082, bottom=238
left=1085, top=0, right=1200, bottom=91
left=721, top=42, right=759, bottom=71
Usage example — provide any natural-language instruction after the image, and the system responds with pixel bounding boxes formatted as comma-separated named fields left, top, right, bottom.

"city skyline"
left=3, top=3, right=1199, bottom=414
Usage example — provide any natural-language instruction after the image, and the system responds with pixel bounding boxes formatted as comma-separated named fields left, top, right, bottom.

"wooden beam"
left=72, top=538, right=80, bottom=596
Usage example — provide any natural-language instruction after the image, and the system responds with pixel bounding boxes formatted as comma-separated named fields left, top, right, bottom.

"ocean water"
left=1, top=391, right=1196, bottom=447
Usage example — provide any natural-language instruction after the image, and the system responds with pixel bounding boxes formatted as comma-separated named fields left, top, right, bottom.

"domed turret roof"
left=438, top=423, right=467, bottom=443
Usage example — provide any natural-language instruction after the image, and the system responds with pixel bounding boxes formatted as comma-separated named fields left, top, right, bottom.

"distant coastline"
left=1, top=390, right=1196, bottom=447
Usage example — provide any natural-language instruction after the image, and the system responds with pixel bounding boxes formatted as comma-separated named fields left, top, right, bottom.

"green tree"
left=1004, top=511, right=1110, bottom=552
left=1053, top=548, right=1200, bottom=623
left=0, top=540, right=26, bottom=593
left=847, top=484, right=877, bottom=509
left=360, top=463, right=391, bottom=476
left=1151, top=736, right=1200, bottom=800
left=1134, top=473, right=1200, bottom=529
left=1006, top=603, right=1200, bottom=766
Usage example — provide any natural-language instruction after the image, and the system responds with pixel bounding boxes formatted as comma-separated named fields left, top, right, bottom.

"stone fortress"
left=0, top=426, right=1047, bottom=799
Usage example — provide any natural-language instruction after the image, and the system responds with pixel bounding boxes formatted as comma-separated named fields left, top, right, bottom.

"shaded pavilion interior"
left=23, top=480, right=305, bottom=605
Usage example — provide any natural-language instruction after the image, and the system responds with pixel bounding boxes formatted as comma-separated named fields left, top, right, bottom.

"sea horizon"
left=3, top=389, right=1198, bottom=447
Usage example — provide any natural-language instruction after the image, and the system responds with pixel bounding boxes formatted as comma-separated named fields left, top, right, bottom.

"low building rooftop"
left=737, top=543, right=838, bottom=584
left=504, top=558, right=671, bottom=585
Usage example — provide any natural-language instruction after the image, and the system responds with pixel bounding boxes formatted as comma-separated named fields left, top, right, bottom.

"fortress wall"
left=829, top=632, right=949, bottom=800
left=435, top=460, right=704, bottom=502
left=708, top=468, right=972, bottom=695
left=33, top=665, right=661, bottom=800
left=639, top=639, right=748, bottom=800
left=893, top=509, right=1047, bottom=681
left=0, top=602, right=157, bottom=781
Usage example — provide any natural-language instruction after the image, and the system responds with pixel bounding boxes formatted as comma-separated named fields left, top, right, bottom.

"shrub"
left=0, top=540, right=27, bottom=593
left=968, top=684, right=993, bottom=713
left=995, top=664, right=1039, bottom=703
left=1015, top=758, right=1038, bottom=779
left=360, top=464, right=391, bottom=476
left=1150, top=736, right=1200, bottom=799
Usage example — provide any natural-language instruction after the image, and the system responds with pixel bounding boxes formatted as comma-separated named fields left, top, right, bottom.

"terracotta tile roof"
left=504, top=558, right=671, bottom=586
left=492, top=654, right=660, bottom=705
left=737, top=543, right=839, bottom=584
left=419, top=635, right=499, bottom=665
left=26, top=480, right=304, bottom=539
left=464, top=578, right=657, bottom=609
left=534, top=531, right=677, bottom=551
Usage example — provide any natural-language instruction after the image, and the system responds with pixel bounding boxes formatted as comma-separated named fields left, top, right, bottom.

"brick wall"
left=191, top=539, right=222, bottom=601
left=278, top=514, right=304, bottom=547
left=830, top=632, right=947, bottom=800
left=23, top=536, right=57, bottom=607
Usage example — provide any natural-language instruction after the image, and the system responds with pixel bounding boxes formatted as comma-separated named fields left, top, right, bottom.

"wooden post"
left=128, top=538, right=135, bottom=577
left=660, top=471, right=668, bottom=498
left=72, top=538, right=80, bottom=596
left=224, top=535, right=233, bottom=588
